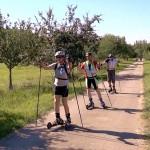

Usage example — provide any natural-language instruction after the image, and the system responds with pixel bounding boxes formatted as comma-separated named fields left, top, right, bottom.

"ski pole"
left=77, top=62, right=86, bottom=106
left=118, top=72, right=121, bottom=92
left=36, top=66, right=42, bottom=126
left=72, top=71, right=83, bottom=128
left=99, top=65, right=112, bottom=106
left=79, top=79, right=87, bottom=107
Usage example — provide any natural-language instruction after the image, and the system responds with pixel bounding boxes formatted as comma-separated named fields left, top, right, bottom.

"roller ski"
left=47, top=118, right=71, bottom=130
left=100, top=99, right=107, bottom=109
left=86, top=99, right=94, bottom=110
left=47, top=118, right=64, bottom=129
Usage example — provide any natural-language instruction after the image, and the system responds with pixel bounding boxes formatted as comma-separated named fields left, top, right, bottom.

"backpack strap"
left=54, top=63, right=57, bottom=70
left=54, top=63, right=70, bottom=79
left=85, top=60, right=97, bottom=70
left=63, top=63, right=71, bottom=78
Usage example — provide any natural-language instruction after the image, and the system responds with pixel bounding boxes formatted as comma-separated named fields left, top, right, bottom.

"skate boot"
left=52, top=117, right=64, bottom=126
left=100, top=98, right=107, bottom=109
left=47, top=117, right=64, bottom=129
left=112, top=88, right=117, bottom=93
left=108, top=84, right=112, bottom=93
left=86, top=99, right=94, bottom=109
left=108, top=88, right=112, bottom=93
left=112, top=86, right=117, bottom=93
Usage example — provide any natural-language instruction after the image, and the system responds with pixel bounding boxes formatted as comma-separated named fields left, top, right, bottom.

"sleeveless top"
left=80, top=60, right=97, bottom=78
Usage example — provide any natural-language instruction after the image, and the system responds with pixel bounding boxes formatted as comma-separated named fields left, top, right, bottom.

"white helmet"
left=108, top=53, right=113, bottom=58
left=55, top=51, right=65, bottom=57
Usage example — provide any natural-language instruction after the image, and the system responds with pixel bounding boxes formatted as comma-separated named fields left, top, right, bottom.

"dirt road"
left=0, top=61, right=145, bottom=150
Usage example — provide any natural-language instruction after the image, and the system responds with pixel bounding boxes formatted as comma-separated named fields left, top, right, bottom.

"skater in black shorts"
left=78, top=52, right=106, bottom=109
left=40, top=51, right=72, bottom=125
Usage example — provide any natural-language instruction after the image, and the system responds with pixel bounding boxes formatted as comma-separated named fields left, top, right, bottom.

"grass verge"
left=143, top=60, right=150, bottom=149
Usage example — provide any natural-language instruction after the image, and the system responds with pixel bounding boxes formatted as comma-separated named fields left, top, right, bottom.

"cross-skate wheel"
left=64, top=121, right=71, bottom=130
left=86, top=105, right=89, bottom=110
left=103, top=105, right=107, bottom=109
left=47, top=122, right=52, bottom=129
left=64, top=123, right=70, bottom=130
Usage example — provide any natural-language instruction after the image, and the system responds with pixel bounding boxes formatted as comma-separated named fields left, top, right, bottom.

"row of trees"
left=0, top=5, right=150, bottom=89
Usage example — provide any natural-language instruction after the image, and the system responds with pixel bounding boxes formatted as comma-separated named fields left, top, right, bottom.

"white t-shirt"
left=106, top=59, right=118, bottom=70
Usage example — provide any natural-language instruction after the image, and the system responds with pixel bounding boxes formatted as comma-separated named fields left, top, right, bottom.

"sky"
left=0, top=0, right=150, bottom=45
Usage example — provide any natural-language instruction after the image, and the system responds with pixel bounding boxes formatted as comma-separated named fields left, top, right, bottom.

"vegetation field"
left=143, top=61, right=150, bottom=149
left=0, top=59, right=135, bottom=139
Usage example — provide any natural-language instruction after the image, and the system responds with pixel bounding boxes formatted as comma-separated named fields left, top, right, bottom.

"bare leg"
left=95, top=88, right=102, bottom=99
left=54, top=95, right=60, bottom=113
left=95, top=88, right=106, bottom=107
left=62, top=97, right=71, bottom=122
left=62, top=97, right=69, bottom=114
left=53, top=95, right=63, bottom=124
left=87, top=88, right=92, bottom=99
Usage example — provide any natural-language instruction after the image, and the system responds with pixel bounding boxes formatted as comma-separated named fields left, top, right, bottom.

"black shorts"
left=107, top=70, right=115, bottom=83
left=86, top=77, right=98, bottom=90
left=54, top=86, right=69, bottom=97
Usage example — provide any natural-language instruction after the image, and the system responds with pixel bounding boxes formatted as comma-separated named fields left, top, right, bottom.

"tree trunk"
left=9, top=65, right=13, bottom=90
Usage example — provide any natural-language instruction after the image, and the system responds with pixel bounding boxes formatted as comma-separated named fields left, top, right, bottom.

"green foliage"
left=133, top=40, right=148, bottom=60
left=36, top=5, right=102, bottom=65
left=143, top=61, right=150, bottom=148
left=98, top=34, right=136, bottom=60
left=0, top=14, right=46, bottom=89
left=143, top=44, right=150, bottom=60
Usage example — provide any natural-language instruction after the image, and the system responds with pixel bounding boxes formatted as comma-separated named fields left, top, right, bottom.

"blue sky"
left=0, top=0, right=150, bottom=44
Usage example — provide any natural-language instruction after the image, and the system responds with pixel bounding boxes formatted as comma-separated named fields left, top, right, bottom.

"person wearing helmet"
left=78, top=52, right=106, bottom=109
left=40, top=50, right=72, bottom=126
left=101, top=53, right=119, bottom=93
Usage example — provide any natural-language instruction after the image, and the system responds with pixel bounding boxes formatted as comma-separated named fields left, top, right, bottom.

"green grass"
left=0, top=60, right=135, bottom=139
left=143, top=61, right=150, bottom=149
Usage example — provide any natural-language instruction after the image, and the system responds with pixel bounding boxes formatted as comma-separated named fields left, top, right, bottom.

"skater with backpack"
left=78, top=52, right=106, bottom=109
left=39, top=51, right=72, bottom=128
left=101, top=53, right=119, bottom=94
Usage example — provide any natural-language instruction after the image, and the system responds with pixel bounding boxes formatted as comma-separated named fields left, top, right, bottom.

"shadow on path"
left=66, top=125, right=145, bottom=146
left=92, top=106, right=142, bottom=114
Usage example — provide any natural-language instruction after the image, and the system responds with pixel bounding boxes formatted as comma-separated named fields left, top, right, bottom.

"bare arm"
left=77, top=62, right=85, bottom=72
left=67, top=62, right=73, bottom=73
left=40, top=61, right=54, bottom=70
left=101, top=58, right=109, bottom=65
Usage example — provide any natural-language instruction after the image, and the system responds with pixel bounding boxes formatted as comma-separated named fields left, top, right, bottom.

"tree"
left=98, top=34, right=135, bottom=60
left=143, top=43, right=150, bottom=60
left=133, top=40, right=148, bottom=60
left=0, top=14, right=45, bottom=89
left=36, top=5, right=102, bottom=65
